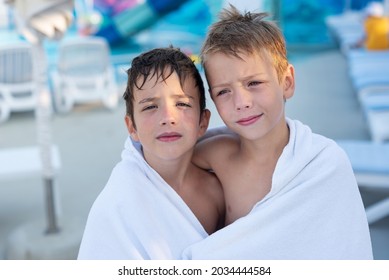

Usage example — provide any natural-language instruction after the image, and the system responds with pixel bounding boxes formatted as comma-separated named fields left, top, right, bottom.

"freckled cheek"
left=182, top=111, right=200, bottom=126
left=214, top=100, right=232, bottom=118
left=270, top=96, right=284, bottom=109
left=136, top=115, right=156, bottom=131
left=263, top=98, right=283, bottom=118
left=179, top=110, right=201, bottom=131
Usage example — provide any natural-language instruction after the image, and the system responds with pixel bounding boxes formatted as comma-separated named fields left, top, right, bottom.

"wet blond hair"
left=200, top=5, right=288, bottom=83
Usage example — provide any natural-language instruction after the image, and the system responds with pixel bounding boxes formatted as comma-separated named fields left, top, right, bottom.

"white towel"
left=182, top=118, right=373, bottom=260
left=78, top=138, right=207, bottom=259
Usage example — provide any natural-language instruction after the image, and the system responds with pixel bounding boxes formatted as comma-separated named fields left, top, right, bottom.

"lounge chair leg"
left=365, top=197, right=389, bottom=224
left=54, top=89, right=73, bottom=113
left=0, top=101, right=11, bottom=123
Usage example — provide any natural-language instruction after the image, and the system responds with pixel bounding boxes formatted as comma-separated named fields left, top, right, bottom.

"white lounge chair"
left=51, top=36, right=119, bottom=113
left=0, top=145, right=61, bottom=181
left=358, top=88, right=389, bottom=142
left=337, top=140, right=389, bottom=224
left=343, top=49, right=389, bottom=143
left=325, top=10, right=365, bottom=53
left=0, top=42, right=37, bottom=123
left=346, top=49, right=389, bottom=92
left=0, top=98, right=10, bottom=123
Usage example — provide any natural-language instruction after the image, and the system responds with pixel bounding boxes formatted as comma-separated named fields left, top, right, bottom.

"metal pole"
left=44, top=177, right=59, bottom=234
left=32, top=40, right=60, bottom=234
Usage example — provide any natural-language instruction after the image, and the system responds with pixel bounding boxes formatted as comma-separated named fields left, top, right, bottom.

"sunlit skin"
left=125, top=70, right=225, bottom=233
left=194, top=50, right=295, bottom=224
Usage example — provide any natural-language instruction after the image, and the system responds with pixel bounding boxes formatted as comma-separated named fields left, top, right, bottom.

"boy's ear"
left=283, top=64, right=295, bottom=100
left=198, top=109, right=211, bottom=138
left=124, top=115, right=139, bottom=142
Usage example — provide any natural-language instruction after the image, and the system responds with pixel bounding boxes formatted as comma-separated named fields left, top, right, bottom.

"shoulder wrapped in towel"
left=78, top=138, right=207, bottom=259
left=182, top=118, right=373, bottom=260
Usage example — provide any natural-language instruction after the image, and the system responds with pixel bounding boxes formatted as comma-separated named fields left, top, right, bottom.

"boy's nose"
left=234, top=89, right=252, bottom=111
left=159, top=107, right=177, bottom=126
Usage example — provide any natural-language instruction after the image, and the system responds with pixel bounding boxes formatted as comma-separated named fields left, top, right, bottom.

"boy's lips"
left=156, top=132, right=182, bottom=142
left=236, top=114, right=263, bottom=126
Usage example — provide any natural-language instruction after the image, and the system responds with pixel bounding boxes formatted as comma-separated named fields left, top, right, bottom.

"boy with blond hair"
left=182, top=5, right=373, bottom=259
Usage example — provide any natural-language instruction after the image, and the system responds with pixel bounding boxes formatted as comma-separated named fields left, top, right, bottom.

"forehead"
left=133, top=70, right=198, bottom=100
left=206, top=49, right=272, bottom=65
left=204, top=50, right=275, bottom=79
left=209, top=51, right=274, bottom=74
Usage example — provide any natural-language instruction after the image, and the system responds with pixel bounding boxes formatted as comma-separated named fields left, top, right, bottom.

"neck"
left=159, top=162, right=190, bottom=190
left=240, top=119, right=289, bottom=163
left=144, top=152, right=193, bottom=191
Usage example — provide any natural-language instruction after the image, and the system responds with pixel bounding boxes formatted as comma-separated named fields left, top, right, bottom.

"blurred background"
left=0, top=0, right=388, bottom=260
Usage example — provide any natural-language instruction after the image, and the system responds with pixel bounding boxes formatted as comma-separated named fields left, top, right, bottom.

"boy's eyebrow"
left=178, top=94, right=195, bottom=100
left=211, top=73, right=263, bottom=89
left=210, top=82, right=229, bottom=90
left=138, top=94, right=194, bottom=104
left=138, top=97, right=156, bottom=104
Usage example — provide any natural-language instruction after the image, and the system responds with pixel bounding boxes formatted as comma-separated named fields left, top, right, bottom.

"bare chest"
left=217, top=164, right=273, bottom=225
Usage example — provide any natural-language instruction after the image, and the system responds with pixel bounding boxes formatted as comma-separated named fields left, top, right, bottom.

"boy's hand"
left=197, top=126, right=236, bottom=143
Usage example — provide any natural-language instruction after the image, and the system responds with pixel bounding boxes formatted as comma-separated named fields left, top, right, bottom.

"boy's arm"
left=193, top=127, right=238, bottom=170
left=192, top=137, right=216, bottom=170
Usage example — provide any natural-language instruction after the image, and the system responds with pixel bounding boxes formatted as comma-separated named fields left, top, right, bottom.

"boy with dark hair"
left=78, top=47, right=225, bottom=259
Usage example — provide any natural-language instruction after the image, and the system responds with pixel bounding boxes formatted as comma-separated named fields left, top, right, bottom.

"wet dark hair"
left=123, top=46, right=206, bottom=127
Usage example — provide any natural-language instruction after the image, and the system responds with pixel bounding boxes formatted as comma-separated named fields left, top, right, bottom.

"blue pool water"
left=281, top=0, right=379, bottom=46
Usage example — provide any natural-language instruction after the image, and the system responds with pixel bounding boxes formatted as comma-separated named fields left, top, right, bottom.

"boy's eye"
left=142, top=105, right=157, bottom=111
left=216, top=89, right=229, bottom=96
left=177, top=102, right=192, bottom=108
left=248, top=81, right=262, bottom=87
